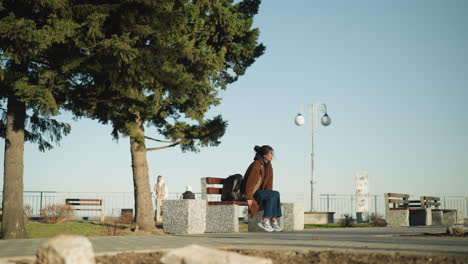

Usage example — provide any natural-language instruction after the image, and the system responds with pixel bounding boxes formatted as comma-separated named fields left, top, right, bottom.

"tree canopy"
left=66, top=0, right=265, bottom=230
left=0, top=0, right=93, bottom=239
left=67, top=0, right=265, bottom=149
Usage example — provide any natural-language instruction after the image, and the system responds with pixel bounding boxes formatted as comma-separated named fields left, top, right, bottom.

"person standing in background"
left=154, top=175, right=168, bottom=222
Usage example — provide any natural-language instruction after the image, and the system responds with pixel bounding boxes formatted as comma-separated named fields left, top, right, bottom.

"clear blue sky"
left=1, top=1, right=467, bottom=207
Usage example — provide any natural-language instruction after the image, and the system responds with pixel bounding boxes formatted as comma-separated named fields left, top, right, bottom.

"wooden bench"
left=420, top=196, right=461, bottom=225
left=65, top=199, right=105, bottom=222
left=384, top=193, right=431, bottom=226
left=203, top=177, right=304, bottom=232
left=205, top=177, right=248, bottom=206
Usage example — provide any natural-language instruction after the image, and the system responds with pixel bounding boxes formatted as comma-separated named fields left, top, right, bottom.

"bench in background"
left=420, top=196, right=464, bottom=225
left=202, top=177, right=304, bottom=232
left=384, top=193, right=431, bottom=226
left=65, top=199, right=105, bottom=222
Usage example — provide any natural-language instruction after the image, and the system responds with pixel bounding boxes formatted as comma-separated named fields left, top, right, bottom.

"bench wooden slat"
left=74, top=209, right=102, bottom=211
left=422, top=196, right=440, bottom=201
left=206, top=187, right=222, bottom=194
left=422, top=201, right=440, bottom=206
left=208, top=201, right=248, bottom=206
left=206, top=177, right=224, bottom=184
left=386, top=193, right=409, bottom=198
left=389, top=208, right=424, bottom=211
left=66, top=199, right=101, bottom=202
left=432, top=209, right=456, bottom=212
left=67, top=203, right=101, bottom=206
left=388, top=199, right=406, bottom=204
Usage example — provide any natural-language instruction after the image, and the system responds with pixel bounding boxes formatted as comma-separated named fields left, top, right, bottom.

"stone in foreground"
left=160, top=244, right=272, bottom=264
left=446, top=225, right=466, bottom=236
left=35, top=235, right=95, bottom=264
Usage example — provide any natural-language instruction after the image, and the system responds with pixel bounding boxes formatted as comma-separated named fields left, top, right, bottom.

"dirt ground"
left=97, top=249, right=468, bottom=264
left=13, top=248, right=468, bottom=264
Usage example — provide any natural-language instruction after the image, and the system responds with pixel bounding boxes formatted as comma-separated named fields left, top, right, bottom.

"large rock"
left=160, top=244, right=272, bottom=264
left=446, top=225, right=466, bottom=236
left=35, top=235, right=95, bottom=264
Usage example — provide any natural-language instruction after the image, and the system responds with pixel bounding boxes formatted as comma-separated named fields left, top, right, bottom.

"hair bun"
left=254, top=145, right=260, bottom=152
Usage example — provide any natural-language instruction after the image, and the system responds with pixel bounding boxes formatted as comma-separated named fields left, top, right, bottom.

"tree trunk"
left=129, top=120, right=155, bottom=231
left=1, top=96, right=28, bottom=239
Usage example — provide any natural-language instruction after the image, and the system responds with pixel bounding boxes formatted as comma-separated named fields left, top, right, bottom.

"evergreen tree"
left=0, top=0, right=84, bottom=239
left=68, top=0, right=265, bottom=230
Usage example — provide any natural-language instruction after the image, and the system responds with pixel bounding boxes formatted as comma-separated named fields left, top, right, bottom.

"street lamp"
left=295, top=103, right=331, bottom=212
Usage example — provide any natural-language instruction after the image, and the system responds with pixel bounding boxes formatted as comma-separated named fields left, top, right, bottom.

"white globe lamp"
left=321, top=113, right=331, bottom=126
left=295, top=113, right=305, bottom=126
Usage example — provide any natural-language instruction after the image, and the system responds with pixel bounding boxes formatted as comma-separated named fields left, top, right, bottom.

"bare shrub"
left=369, top=213, right=387, bottom=227
left=24, top=204, right=33, bottom=223
left=40, top=204, right=74, bottom=224
left=119, top=212, right=133, bottom=225
left=340, top=214, right=355, bottom=227
left=101, top=218, right=125, bottom=236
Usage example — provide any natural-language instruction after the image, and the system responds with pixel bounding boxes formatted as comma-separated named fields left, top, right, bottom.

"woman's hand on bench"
left=247, top=200, right=253, bottom=207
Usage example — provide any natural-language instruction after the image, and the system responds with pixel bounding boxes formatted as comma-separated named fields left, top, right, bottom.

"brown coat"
left=242, top=159, right=273, bottom=216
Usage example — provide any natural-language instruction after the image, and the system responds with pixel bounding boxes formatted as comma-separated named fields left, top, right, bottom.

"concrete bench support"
left=431, top=210, right=443, bottom=225
left=431, top=210, right=464, bottom=225
left=206, top=205, right=239, bottom=233
left=162, top=200, right=206, bottom=234
left=409, top=209, right=432, bottom=226
left=456, top=210, right=464, bottom=224
left=386, top=209, right=432, bottom=227
left=248, top=203, right=304, bottom=232
left=443, top=211, right=457, bottom=225
left=304, top=212, right=335, bottom=224
left=385, top=210, right=410, bottom=227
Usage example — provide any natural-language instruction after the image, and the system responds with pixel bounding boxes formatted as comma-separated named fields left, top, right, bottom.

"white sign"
left=355, top=171, right=369, bottom=212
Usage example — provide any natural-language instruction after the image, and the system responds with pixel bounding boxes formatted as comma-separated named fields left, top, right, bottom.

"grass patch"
left=240, top=223, right=248, bottom=232
left=25, top=221, right=165, bottom=238
left=26, top=221, right=106, bottom=238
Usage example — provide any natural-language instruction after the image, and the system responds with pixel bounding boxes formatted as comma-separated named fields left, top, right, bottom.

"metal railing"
left=317, top=194, right=468, bottom=218
left=1, top=191, right=201, bottom=218
left=1, top=192, right=466, bottom=219
left=317, top=194, right=386, bottom=218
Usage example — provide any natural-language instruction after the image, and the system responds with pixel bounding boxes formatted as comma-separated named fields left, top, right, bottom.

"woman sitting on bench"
left=242, top=145, right=283, bottom=232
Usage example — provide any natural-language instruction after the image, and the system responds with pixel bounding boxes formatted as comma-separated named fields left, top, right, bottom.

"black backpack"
left=221, top=174, right=244, bottom=201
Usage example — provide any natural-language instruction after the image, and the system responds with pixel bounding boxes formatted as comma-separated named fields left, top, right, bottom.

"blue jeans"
left=254, top=190, right=282, bottom=218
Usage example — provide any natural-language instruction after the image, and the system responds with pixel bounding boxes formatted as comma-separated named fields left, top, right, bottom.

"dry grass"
left=339, top=214, right=355, bottom=227
left=369, top=213, right=387, bottom=227
left=39, top=204, right=75, bottom=224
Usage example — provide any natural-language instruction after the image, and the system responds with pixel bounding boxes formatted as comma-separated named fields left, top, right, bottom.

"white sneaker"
left=271, top=220, right=283, bottom=232
left=257, top=220, right=274, bottom=232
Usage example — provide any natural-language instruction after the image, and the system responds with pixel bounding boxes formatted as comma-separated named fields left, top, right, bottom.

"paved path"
left=0, top=226, right=467, bottom=261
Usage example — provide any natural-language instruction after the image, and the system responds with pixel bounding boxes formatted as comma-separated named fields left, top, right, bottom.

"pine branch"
left=144, top=135, right=179, bottom=143
left=146, top=143, right=180, bottom=152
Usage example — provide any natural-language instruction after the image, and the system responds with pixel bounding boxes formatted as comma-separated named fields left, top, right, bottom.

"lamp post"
left=295, top=103, right=331, bottom=212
